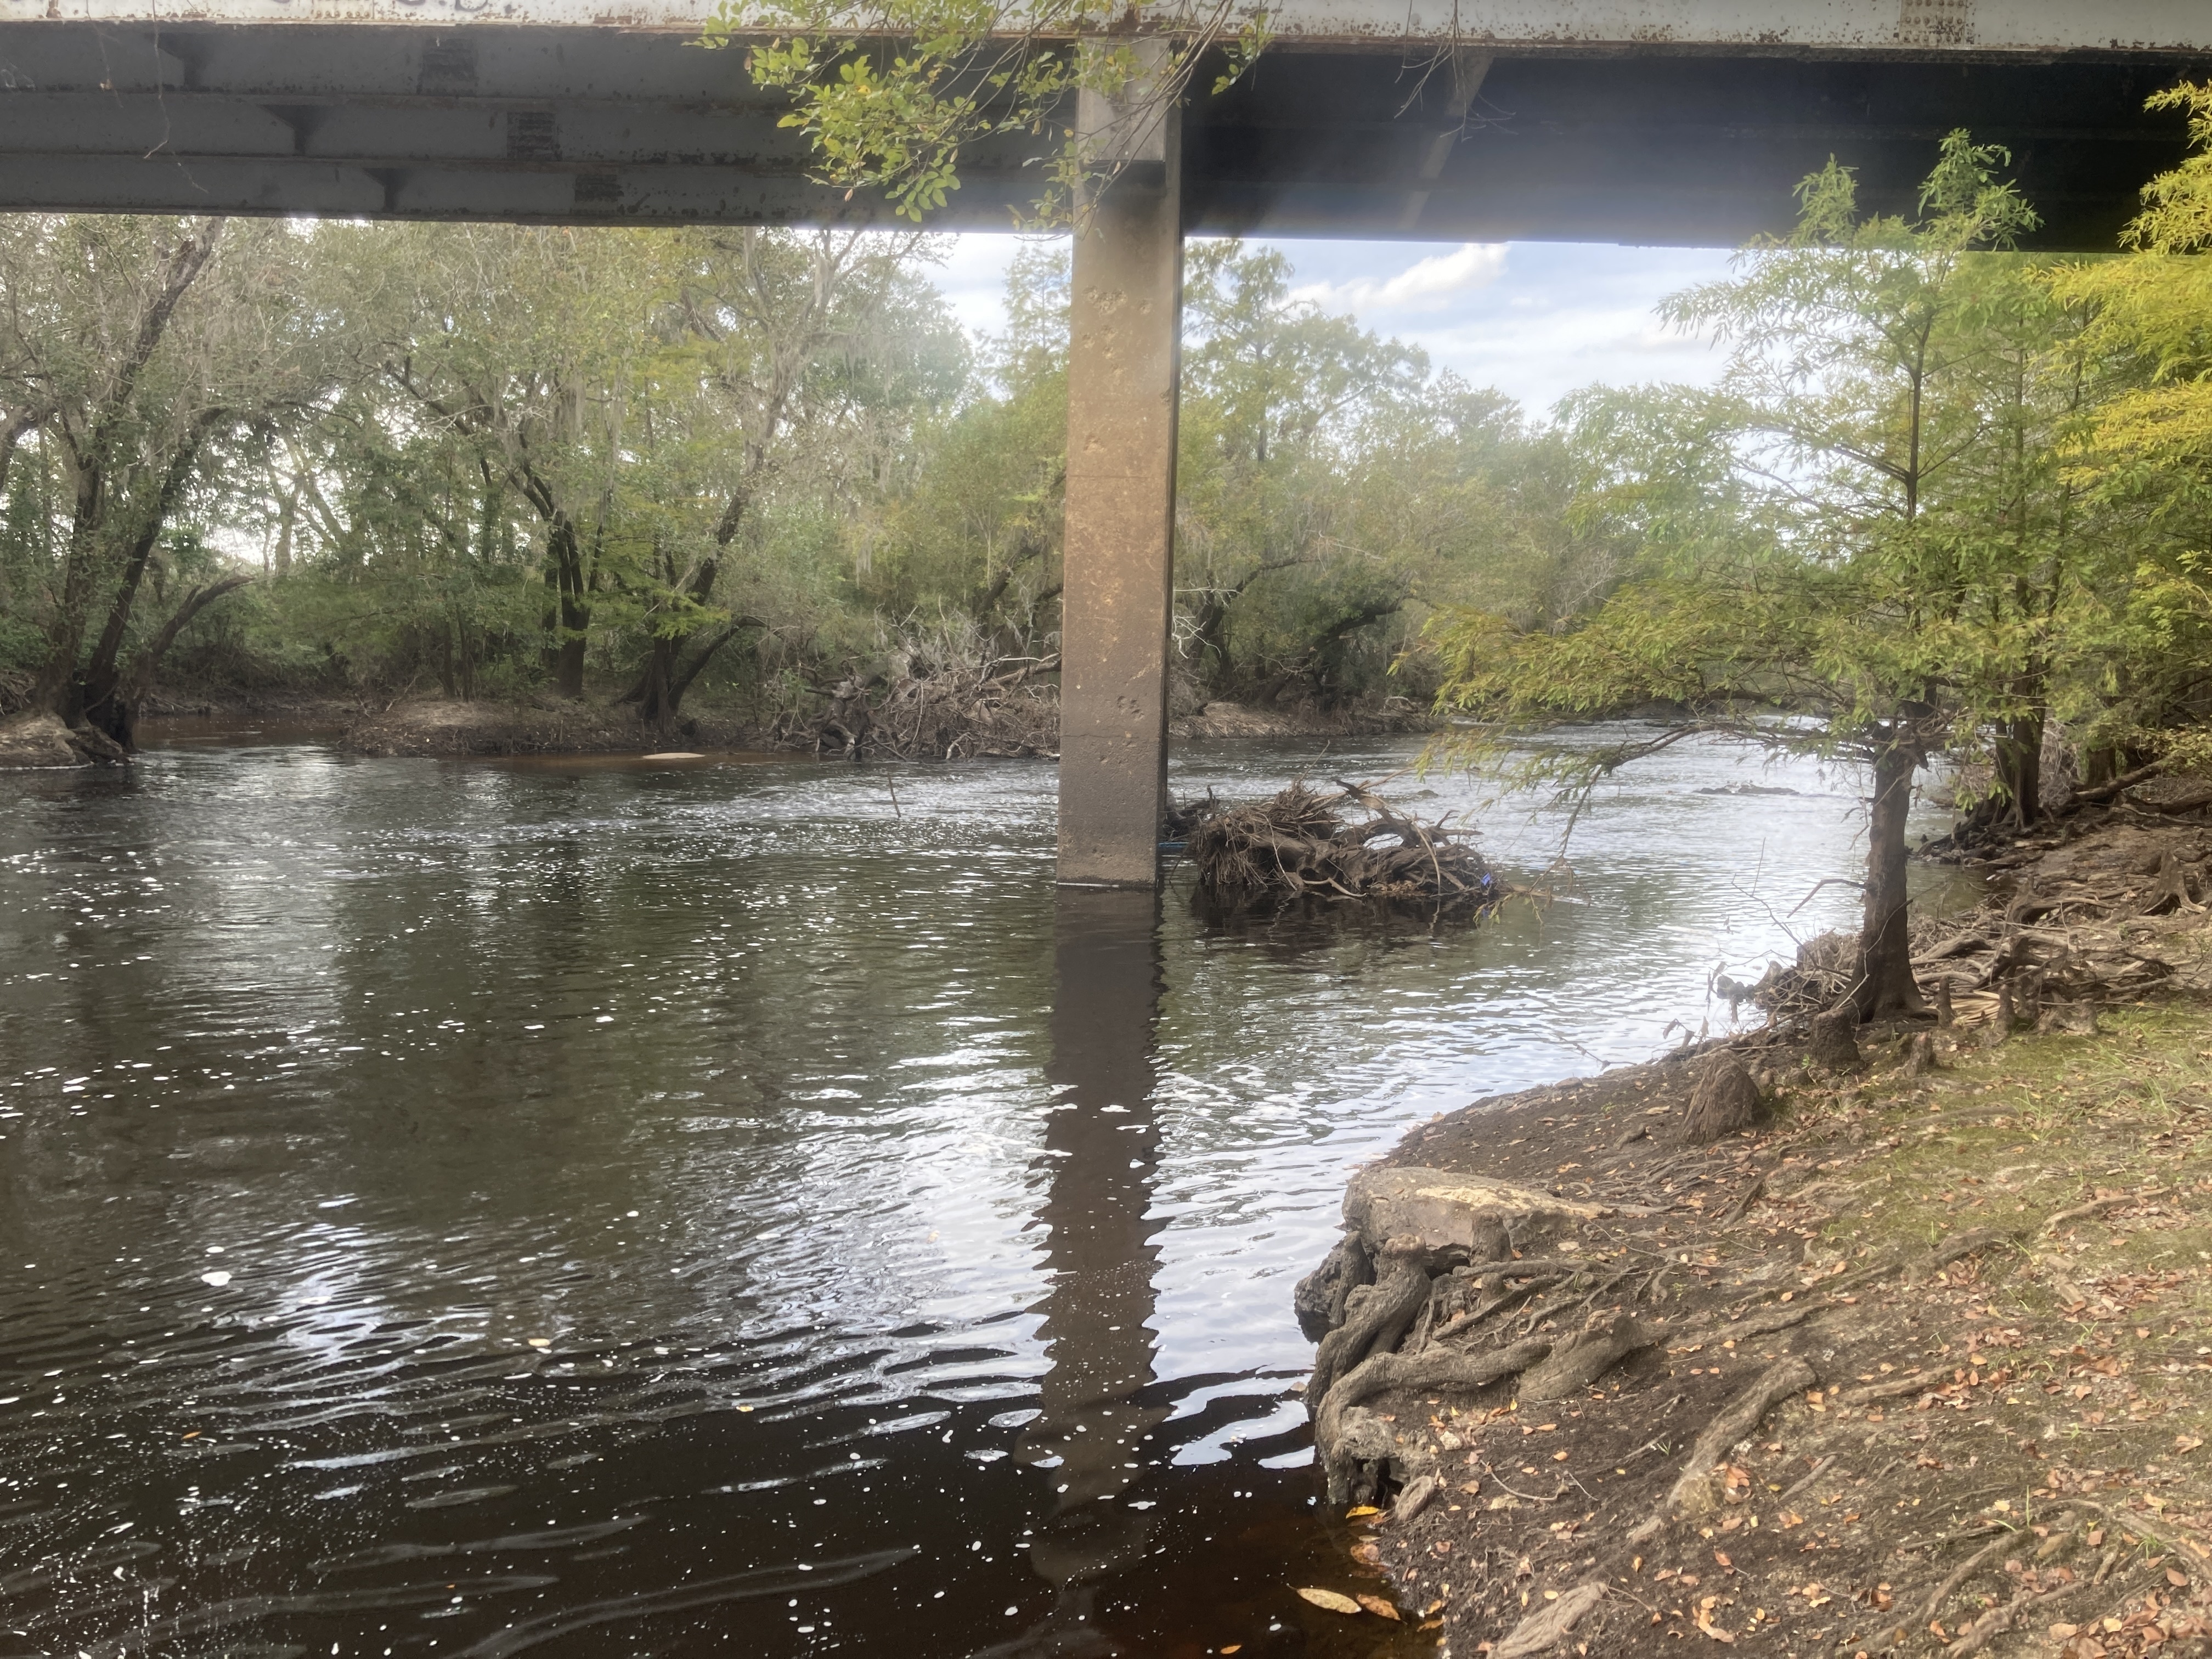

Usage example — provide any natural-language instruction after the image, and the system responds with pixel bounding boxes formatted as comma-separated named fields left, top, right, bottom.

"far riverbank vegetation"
left=9, top=95, right=2212, bottom=859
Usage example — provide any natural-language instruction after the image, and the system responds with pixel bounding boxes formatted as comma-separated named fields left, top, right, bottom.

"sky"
left=926, top=235, right=1743, bottom=419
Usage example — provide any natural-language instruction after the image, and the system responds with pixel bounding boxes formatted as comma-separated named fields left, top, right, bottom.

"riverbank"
left=1, top=684, right=1425, bottom=766
left=1299, top=814, right=2212, bottom=1659
left=337, top=696, right=775, bottom=758
left=340, top=693, right=1420, bottom=758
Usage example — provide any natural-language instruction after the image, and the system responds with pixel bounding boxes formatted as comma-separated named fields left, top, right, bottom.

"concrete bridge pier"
left=1056, top=47, right=1183, bottom=889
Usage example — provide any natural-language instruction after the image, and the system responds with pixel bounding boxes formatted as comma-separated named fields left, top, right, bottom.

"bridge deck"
left=1, top=2, right=2208, bottom=242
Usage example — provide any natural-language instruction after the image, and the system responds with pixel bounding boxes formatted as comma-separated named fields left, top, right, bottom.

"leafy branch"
left=698, top=0, right=1270, bottom=224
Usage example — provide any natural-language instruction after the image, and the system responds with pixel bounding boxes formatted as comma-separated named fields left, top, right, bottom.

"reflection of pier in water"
left=986, top=889, right=1170, bottom=1658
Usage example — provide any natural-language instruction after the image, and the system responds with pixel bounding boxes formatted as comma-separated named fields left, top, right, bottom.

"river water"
left=0, top=727, right=1946, bottom=1659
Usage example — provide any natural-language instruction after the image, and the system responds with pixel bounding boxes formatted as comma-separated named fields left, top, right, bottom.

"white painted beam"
left=3, top=0, right=2211, bottom=52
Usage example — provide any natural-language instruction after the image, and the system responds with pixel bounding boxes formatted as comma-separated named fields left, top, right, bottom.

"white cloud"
left=1289, top=243, right=1509, bottom=313
left=921, top=232, right=1737, bottom=415
left=920, top=232, right=1041, bottom=342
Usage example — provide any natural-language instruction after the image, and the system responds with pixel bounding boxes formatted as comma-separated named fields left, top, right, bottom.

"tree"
left=1174, top=241, right=1426, bottom=700
left=239, top=369, right=546, bottom=701
left=365, top=225, right=660, bottom=700
left=1914, top=260, right=2111, bottom=831
left=618, top=228, right=967, bottom=727
left=328, top=223, right=968, bottom=719
left=0, top=215, right=336, bottom=745
left=1431, top=133, right=2055, bottom=1019
left=2046, top=82, right=2212, bottom=771
left=860, top=241, right=1071, bottom=652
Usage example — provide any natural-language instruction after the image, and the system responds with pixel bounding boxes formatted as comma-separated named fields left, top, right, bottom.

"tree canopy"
left=0, top=228, right=1568, bottom=744
left=1424, top=114, right=2212, bottom=1014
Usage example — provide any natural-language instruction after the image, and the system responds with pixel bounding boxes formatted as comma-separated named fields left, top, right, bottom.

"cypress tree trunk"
left=552, top=627, right=589, bottom=701
left=1990, top=707, right=2044, bottom=833
left=1854, top=731, right=1927, bottom=1019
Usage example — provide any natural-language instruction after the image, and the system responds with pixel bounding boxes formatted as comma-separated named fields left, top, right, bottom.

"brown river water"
left=0, top=725, right=1942, bottom=1659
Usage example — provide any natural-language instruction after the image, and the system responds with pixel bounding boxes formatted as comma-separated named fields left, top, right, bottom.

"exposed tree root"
left=1663, top=1357, right=1820, bottom=1514
left=1493, top=1580, right=1607, bottom=1658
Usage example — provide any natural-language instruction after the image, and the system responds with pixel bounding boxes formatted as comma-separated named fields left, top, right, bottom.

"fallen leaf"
left=1346, top=1505, right=1380, bottom=1518
left=1296, top=1587, right=1363, bottom=1616
left=1222, top=1649, right=1242, bottom=1656
left=1356, top=1595, right=1402, bottom=1621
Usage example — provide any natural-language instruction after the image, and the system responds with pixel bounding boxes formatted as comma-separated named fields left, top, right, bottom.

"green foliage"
left=1168, top=240, right=1571, bottom=707
left=18, top=100, right=2212, bottom=788
left=701, top=0, right=1268, bottom=224
left=2039, top=83, right=2212, bottom=760
left=1434, top=132, right=2108, bottom=774
left=1423, top=130, right=2160, bottom=1011
left=0, top=215, right=343, bottom=720
left=1, top=217, right=1914, bottom=735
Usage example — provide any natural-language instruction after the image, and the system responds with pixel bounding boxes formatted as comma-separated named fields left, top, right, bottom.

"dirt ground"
left=1295, top=812, right=2212, bottom=1659
left=339, top=693, right=1414, bottom=759
left=335, top=696, right=786, bottom=758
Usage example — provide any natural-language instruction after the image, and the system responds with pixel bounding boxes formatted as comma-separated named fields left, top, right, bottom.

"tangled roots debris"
left=1175, top=779, right=1503, bottom=911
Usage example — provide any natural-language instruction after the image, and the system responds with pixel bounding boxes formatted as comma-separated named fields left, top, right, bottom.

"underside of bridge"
left=4, top=8, right=2209, bottom=883
left=0, top=24, right=2202, bottom=247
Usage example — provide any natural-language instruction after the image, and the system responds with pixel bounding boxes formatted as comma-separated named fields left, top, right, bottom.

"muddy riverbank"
left=2, top=687, right=1420, bottom=766
left=1300, top=811, right=2212, bottom=1659
left=337, top=693, right=1420, bottom=758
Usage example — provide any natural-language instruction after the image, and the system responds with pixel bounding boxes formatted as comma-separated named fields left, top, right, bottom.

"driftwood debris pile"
left=780, top=656, right=1060, bottom=761
left=1176, top=780, right=1499, bottom=910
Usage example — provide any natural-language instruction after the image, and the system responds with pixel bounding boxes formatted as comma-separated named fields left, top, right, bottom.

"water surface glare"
left=0, top=730, right=1926, bottom=1657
